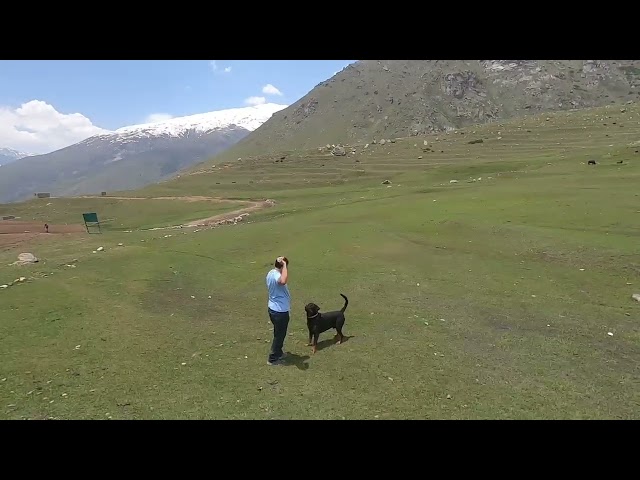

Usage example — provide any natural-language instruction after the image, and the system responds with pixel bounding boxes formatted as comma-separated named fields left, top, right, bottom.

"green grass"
left=0, top=197, right=245, bottom=231
left=1, top=104, right=639, bottom=419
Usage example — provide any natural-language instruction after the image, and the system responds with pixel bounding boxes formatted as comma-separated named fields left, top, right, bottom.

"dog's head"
left=304, top=303, right=320, bottom=319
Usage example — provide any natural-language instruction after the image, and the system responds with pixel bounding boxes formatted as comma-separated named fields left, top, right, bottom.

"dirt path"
left=76, top=195, right=276, bottom=230
left=0, top=196, right=276, bottom=249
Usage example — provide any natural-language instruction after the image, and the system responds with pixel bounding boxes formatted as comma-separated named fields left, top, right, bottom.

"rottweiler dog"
left=304, top=294, right=349, bottom=354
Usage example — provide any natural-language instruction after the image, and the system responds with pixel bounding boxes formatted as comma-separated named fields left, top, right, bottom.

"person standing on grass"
left=266, top=256, right=290, bottom=366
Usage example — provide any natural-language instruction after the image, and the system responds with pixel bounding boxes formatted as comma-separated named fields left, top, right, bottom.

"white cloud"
left=144, top=113, right=173, bottom=123
left=244, top=96, right=266, bottom=106
left=262, top=84, right=283, bottom=96
left=210, top=61, right=231, bottom=74
left=0, top=100, right=108, bottom=155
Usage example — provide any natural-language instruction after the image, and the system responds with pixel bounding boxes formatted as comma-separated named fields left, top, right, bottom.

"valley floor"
left=1, top=105, right=639, bottom=419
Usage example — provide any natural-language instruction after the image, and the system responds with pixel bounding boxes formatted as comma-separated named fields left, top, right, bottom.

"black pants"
left=268, top=308, right=290, bottom=362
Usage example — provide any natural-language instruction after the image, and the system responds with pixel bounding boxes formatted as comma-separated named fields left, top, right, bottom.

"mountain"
left=0, top=148, right=32, bottom=166
left=217, top=60, right=640, bottom=159
left=0, top=103, right=286, bottom=203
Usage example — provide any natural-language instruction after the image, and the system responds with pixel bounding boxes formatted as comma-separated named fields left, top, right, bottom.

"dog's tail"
left=339, top=293, right=349, bottom=313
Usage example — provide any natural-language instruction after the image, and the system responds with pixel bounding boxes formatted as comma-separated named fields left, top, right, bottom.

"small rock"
left=632, top=294, right=640, bottom=302
left=381, top=180, right=391, bottom=185
left=181, top=362, right=187, bottom=366
left=74, top=345, right=81, bottom=350
left=97, top=247, right=104, bottom=252
left=0, top=285, right=8, bottom=289
left=117, top=243, right=124, bottom=247
left=17, top=253, right=38, bottom=264
left=607, top=332, right=614, bottom=336
left=449, top=180, right=458, bottom=184
left=446, top=394, right=452, bottom=399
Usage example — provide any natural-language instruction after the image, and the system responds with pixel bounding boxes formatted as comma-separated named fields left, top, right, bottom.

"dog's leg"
left=312, top=332, right=320, bottom=354
left=336, top=317, right=345, bottom=344
left=336, top=327, right=345, bottom=344
left=307, top=327, right=313, bottom=346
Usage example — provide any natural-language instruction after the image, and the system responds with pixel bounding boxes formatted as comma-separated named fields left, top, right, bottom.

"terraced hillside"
left=207, top=60, right=640, bottom=160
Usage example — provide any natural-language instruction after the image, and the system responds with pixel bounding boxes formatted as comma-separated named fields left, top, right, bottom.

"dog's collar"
left=307, top=313, right=319, bottom=319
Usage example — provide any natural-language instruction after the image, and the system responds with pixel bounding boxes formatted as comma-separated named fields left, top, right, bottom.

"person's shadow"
left=283, top=352, right=310, bottom=370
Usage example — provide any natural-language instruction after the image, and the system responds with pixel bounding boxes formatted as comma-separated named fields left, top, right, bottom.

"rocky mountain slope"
left=0, top=148, right=32, bottom=166
left=219, top=60, right=640, bottom=159
left=0, top=103, right=286, bottom=203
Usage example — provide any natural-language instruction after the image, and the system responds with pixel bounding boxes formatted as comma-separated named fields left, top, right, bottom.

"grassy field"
left=1, top=104, right=639, bottom=419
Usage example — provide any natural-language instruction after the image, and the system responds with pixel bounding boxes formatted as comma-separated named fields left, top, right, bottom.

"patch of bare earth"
left=0, top=221, right=85, bottom=250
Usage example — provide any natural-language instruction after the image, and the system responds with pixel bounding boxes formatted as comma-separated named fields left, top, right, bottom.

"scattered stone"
left=446, top=394, right=452, bottom=399
left=15, top=253, right=38, bottom=265
left=607, top=332, right=614, bottom=336
left=331, top=145, right=346, bottom=156
left=97, top=247, right=104, bottom=252
left=381, top=180, right=391, bottom=185
left=632, top=293, right=640, bottom=302
left=117, top=243, right=124, bottom=247
left=0, top=285, right=7, bottom=289
left=468, top=139, right=484, bottom=145
left=449, top=180, right=458, bottom=184
left=418, top=156, right=423, bottom=159
left=379, top=139, right=386, bottom=145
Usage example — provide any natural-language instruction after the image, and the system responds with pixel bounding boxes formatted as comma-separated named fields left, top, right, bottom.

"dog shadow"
left=283, top=352, right=310, bottom=370
left=316, top=335, right=354, bottom=352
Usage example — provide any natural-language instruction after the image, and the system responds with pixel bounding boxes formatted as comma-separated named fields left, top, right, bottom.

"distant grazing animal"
left=304, top=294, right=349, bottom=354
left=588, top=160, right=597, bottom=165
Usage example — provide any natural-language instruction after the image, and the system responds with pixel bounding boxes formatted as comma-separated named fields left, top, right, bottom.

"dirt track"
left=0, top=196, right=275, bottom=249
left=0, top=221, right=86, bottom=249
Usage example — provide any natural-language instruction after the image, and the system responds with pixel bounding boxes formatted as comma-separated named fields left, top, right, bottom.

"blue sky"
left=0, top=60, right=355, bottom=154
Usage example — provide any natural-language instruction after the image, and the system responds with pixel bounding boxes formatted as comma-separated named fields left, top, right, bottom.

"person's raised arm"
left=277, top=257, right=288, bottom=285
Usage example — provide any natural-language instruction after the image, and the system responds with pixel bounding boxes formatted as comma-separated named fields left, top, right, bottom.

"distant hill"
left=0, top=103, right=287, bottom=203
left=0, top=148, right=32, bottom=166
left=216, top=60, right=640, bottom=160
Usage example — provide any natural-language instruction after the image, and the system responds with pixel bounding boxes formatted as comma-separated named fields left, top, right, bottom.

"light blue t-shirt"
left=266, top=268, right=290, bottom=312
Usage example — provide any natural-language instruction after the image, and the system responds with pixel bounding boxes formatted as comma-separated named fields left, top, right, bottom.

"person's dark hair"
left=275, top=256, right=289, bottom=269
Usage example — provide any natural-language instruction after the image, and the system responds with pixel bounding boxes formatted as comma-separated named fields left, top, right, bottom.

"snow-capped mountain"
left=0, top=103, right=287, bottom=203
left=0, top=147, right=32, bottom=166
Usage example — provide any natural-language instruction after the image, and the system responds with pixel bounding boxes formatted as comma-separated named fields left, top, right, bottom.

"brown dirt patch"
left=0, top=221, right=85, bottom=250
left=182, top=200, right=275, bottom=227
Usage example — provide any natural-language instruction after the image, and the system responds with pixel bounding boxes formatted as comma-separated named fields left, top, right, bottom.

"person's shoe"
left=267, top=359, right=283, bottom=366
